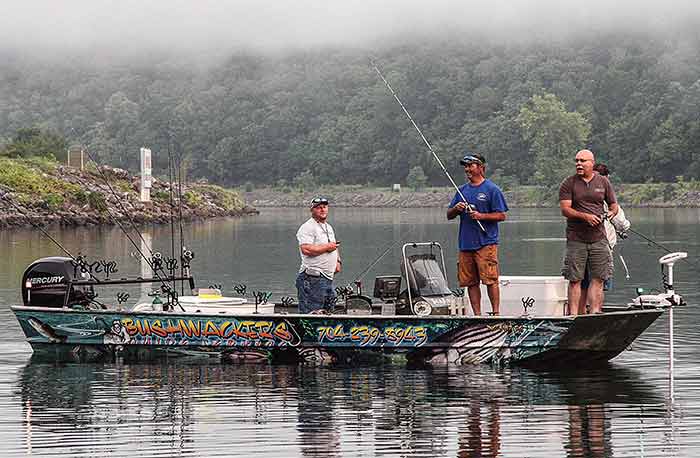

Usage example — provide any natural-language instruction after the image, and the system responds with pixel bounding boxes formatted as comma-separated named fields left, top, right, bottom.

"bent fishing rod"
left=370, top=58, right=486, bottom=233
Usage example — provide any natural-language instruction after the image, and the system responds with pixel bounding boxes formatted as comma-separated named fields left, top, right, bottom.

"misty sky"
left=3, top=0, right=700, bottom=59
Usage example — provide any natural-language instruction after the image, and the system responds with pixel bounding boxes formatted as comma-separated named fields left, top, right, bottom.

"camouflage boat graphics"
left=12, top=306, right=662, bottom=366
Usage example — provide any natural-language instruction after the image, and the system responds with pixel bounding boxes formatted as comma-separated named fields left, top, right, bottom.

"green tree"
left=648, top=118, right=688, bottom=181
left=103, top=91, right=140, bottom=169
left=517, top=93, right=591, bottom=187
left=2, top=127, right=67, bottom=160
left=406, top=165, right=428, bottom=190
left=294, top=170, right=317, bottom=190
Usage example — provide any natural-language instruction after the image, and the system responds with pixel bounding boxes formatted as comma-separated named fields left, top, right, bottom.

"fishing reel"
left=629, top=252, right=687, bottom=308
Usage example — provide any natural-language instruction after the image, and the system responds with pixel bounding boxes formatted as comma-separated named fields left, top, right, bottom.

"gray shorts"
left=562, top=239, right=612, bottom=282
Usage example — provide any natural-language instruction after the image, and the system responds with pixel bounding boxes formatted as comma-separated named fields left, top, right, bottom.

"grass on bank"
left=0, top=157, right=82, bottom=209
left=0, top=157, right=246, bottom=213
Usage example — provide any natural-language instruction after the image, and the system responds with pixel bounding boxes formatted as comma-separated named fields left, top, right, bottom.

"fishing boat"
left=10, top=241, right=687, bottom=366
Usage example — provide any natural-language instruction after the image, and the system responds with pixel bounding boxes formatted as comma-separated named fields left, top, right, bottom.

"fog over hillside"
left=3, top=0, right=700, bottom=60
left=3, top=1, right=700, bottom=187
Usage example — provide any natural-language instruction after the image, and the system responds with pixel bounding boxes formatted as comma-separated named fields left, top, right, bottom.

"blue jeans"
left=296, top=271, right=336, bottom=313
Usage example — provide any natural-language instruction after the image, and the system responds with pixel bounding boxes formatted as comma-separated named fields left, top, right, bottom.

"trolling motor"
left=629, top=252, right=687, bottom=308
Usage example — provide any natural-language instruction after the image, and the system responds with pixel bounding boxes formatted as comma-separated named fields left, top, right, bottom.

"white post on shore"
left=140, top=147, right=152, bottom=202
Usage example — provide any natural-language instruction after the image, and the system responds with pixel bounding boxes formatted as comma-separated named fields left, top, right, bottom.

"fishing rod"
left=68, top=127, right=184, bottom=295
left=370, top=58, right=486, bottom=233
left=175, top=145, right=186, bottom=296
left=348, top=228, right=414, bottom=286
left=71, top=127, right=160, bottom=260
left=167, top=133, right=177, bottom=297
left=79, top=148, right=188, bottom=308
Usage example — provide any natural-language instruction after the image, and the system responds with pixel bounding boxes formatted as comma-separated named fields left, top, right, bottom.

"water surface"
left=1, top=207, right=699, bottom=457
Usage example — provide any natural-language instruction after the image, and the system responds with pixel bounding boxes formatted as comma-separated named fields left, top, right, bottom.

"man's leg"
left=563, top=240, right=587, bottom=316
left=486, top=283, right=500, bottom=316
left=568, top=280, right=582, bottom=316
left=467, top=286, right=482, bottom=315
left=320, top=277, right=337, bottom=311
left=588, top=240, right=613, bottom=314
left=298, top=273, right=324, bottom=313
left=587, top=278, right=604, bottom=313
left=458, top=250, right=481, bottom=315
left=296, top=272, right=311, bottom=313
left=577, top=288, right=588, bottom=314
left=578, top=263, right=591, bottom=313
left=476, top=245, right=500, bottom=315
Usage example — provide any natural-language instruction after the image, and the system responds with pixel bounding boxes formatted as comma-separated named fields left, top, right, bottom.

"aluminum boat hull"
left=11, top=306, right=662, bottom=366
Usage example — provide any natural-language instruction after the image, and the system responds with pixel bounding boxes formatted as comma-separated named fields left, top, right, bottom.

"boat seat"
left=401, top=254, right=433, bottom=295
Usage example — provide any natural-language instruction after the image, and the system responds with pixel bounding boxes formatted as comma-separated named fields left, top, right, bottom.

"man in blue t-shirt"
left=447, top=153, right=509, bottom=315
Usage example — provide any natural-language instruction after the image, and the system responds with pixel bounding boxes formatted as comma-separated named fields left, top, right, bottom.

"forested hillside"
left=2, top=29, right=700, bottom=189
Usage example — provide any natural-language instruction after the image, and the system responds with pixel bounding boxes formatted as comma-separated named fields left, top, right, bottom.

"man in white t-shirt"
left=295, top=197, right=342, bottom=313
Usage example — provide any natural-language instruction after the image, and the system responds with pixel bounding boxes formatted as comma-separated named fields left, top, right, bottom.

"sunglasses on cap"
left=310, top=197, right=329, bottom=207
left=460, top=155, right=484, bottom=166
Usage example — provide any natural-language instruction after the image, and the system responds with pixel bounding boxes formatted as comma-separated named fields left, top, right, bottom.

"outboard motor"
left=21, top=257, right=90, bottom=308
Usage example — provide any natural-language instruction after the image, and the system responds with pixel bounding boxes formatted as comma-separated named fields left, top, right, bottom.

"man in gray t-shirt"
left=295, top=197, right=342, bottom=313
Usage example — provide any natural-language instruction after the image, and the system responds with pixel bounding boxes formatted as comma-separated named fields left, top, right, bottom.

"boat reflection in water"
left=18, top=358, right=671, bottom=457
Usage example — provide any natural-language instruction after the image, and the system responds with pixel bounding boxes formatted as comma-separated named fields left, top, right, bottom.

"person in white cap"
left=295, top=197, right=342, bottom=313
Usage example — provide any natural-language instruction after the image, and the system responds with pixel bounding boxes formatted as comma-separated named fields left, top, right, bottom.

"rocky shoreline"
left=2, top=158, right=698, bottom=230
left=0, top=162, right=257, bottom=229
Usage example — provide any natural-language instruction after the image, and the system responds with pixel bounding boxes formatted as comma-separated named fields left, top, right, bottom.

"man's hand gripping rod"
left=370, top=59, right=486, bottom=232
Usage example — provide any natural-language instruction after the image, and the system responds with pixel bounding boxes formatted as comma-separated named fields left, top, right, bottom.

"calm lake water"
left=1, top=207, right=699, bottom=457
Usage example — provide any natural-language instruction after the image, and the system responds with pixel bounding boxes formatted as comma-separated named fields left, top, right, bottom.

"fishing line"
left=82, top=148, right=157, bottom=263
left=80, top=148, right=185, bottom=304
left=0, top=187, right=104, bottom=284
left=175, top=144, right=186, bottom=295
left=82, top=148, right=187, bottom=299
left=370, top=57, right=486, bottom=233
left=0, top=188, right=75, bottom=259
left=167, top=133, right=177, bottom=296
left=627, top=227, right=700, bottom=272
left=349, top=227, right=414, bottom=285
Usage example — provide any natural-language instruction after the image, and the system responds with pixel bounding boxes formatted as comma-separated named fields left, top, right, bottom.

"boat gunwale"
left=10, top=304, right=664, bottom=321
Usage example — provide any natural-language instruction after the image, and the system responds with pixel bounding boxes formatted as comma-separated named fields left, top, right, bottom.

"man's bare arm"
left=300, top=242, right=339, bottom=257
left=447, top=202, right=468, bottom=220
left=470, top=211, right=506, bottom=222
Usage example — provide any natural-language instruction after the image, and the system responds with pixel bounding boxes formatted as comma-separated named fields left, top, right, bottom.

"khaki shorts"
left=563, top=239, right=612, bottom=282
left=458, top=245, right=499, bottom=287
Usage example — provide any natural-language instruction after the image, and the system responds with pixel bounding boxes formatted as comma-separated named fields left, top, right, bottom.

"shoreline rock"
left=0, top=163, right=258, bottom=229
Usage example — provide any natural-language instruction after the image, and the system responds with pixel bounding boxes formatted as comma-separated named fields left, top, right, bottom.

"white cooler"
left=458, top=276, right=568, bottom=316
